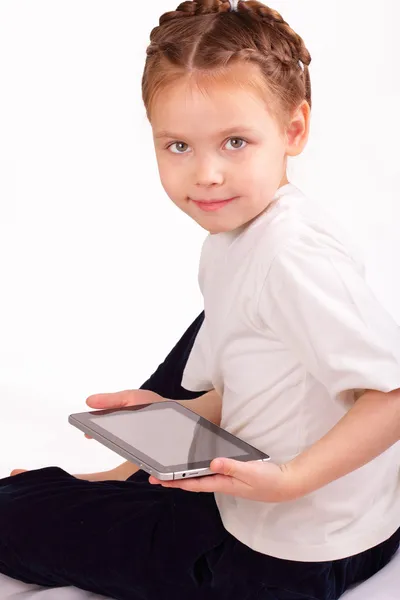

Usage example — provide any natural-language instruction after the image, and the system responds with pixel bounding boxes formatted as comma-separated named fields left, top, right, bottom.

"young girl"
left=1, top=1, right=400, bottom=599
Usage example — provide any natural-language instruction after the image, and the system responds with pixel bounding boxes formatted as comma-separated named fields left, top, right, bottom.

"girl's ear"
left=285, top=100, right=310, bottom=157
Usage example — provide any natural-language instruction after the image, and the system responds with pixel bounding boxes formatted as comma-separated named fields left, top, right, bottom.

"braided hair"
left=142, top=0, right=311, bottom=127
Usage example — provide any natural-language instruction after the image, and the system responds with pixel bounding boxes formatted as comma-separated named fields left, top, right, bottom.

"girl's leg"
left=332, top=526, right=400, bottom=595
left=199, top=525, right=400, bottom=600
left=1, top=472, right=399, bottom=600
left=0, top=466, right=227, bottom=600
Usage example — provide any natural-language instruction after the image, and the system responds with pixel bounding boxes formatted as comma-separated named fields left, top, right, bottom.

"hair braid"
left=143, top=0, right=312, bottom=124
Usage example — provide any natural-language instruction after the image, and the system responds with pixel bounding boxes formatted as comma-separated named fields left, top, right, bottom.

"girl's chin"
left=200, top=218, right=246, bottom=235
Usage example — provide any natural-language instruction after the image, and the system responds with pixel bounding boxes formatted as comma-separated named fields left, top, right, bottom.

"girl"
left=1, top=1, right=400, bottom=599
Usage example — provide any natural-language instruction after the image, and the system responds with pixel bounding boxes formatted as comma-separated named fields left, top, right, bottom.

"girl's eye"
left=225, top=137, right=247, bottom=150
left=168, top=142, right=190, bottom=154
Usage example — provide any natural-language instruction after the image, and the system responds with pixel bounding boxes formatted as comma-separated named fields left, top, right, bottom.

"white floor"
left=0, top=575, right=110, bottom=599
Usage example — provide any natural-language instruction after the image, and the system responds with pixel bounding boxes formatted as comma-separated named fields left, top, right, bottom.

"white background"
left=0, top=0, right=399, bottom=478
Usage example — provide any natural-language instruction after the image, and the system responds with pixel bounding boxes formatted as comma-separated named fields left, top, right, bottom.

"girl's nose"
left=195, top=159, right=225, bottom=187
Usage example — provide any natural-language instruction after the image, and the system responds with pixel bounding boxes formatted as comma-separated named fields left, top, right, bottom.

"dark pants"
left=1, top=311, right=399, bottom=600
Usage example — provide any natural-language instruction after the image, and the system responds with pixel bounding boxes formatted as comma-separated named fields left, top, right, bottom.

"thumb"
left=210, top=458, right=251, bottom=482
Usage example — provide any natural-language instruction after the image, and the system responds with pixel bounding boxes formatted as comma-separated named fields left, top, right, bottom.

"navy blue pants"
left=1, top=311, right=399, bottom=599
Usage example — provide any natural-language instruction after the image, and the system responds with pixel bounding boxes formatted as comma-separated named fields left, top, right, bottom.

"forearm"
left=287, top=388, right=400, bottom=498
left=177, top=389, right=222, bottom=426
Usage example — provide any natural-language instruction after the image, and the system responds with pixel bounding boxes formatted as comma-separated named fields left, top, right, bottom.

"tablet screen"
left=89, top=405, right=248, bottom=466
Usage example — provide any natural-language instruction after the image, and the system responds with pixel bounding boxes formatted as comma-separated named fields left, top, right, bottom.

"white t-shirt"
left=181, top=182, right=400, bottom=562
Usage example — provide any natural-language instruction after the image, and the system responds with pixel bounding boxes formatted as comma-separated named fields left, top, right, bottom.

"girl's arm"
left=253, top=235, right=400, bottom=500
left=152, top=387, right=400, bottom=502
left=286, top=387, right=400, bottom=497
left=178, top=388, right=222, bottom=426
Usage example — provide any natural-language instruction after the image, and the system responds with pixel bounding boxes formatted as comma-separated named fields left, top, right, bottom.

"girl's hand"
left=84, top=388, right=165, bottom=439
left=149, top=458, right=300, bottom=503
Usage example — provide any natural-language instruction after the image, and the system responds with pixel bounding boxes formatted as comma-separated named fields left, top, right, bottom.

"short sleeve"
left=181, top=318, right=214, bottom=392
left=259, top=234, right=400, bottom=398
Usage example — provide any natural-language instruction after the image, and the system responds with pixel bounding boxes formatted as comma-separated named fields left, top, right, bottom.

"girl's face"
left=151, top=67, right=309, bottom=234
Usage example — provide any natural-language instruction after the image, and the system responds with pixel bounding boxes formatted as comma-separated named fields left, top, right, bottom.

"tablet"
left=68, top=400, right=270, bottom=480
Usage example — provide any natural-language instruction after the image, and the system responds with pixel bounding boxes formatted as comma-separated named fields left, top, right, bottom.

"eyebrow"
left=154, top=126, right=257, bottom=139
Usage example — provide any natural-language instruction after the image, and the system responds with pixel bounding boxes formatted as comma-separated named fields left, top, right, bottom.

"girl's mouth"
left=191, top=197, right=237, bottom=212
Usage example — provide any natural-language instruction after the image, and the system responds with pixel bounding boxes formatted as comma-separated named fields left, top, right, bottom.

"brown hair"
left=142, top=0, right=311, bottom=129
